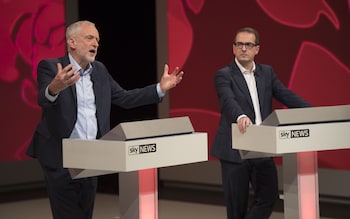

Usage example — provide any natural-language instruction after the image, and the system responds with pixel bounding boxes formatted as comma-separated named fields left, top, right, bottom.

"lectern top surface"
left=261, top=104, right=350, bottom=126
left=101, top=116, right=194, bottom=141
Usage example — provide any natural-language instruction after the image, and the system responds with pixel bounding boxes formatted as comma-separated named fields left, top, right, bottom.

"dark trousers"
left=41, top=164, right=98, bottom=219
left=220, top=158, right=278, bottom=219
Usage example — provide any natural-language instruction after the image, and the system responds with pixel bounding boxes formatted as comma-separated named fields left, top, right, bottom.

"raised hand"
left=48, top=63, right=80, bottom=95
left=159, top=64, right=184, bottom=93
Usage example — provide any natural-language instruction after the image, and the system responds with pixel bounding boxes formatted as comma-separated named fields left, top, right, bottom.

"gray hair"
left=66, top=20, right=96, bottom=40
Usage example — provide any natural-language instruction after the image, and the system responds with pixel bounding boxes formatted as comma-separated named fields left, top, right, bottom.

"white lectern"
left=63, top=116, right=208, bottom=219
left=232, top=104, right=350, bottom=219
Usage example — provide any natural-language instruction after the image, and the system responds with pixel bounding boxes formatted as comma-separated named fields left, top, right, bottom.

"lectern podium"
left=232, top=104, right=350, bottom=219
left=63, top=116, right=208, bottom=219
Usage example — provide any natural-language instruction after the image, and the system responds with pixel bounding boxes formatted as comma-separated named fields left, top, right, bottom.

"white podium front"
left=232, top=104, right=350, bottom=219
left=63, top=116, right=208, bottom=219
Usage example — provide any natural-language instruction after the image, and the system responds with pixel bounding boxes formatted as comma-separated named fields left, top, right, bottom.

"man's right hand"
left=237, top=116, right=252, bottom=134
left=48, top=63, right=80, bottom=95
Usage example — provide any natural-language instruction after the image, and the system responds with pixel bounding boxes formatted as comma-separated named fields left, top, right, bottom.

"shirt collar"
left=68, top=53, right=93, bottom=75
left=235, top=58, right=256, bottom=74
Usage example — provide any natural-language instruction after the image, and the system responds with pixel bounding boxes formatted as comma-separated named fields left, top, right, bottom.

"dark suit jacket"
left=210, top=60, right=311, bottom=162
left=27, top=55, right=161, bottom=168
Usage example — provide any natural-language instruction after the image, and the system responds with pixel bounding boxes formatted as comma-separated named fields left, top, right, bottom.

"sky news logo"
left=279, top=129, right=310, bottom=139
left=128, top=143, right=157, bottom=155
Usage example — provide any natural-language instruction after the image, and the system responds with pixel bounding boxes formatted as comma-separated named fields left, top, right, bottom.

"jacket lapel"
left=230, top=62, right=254, bottom=108
left=90, top=62, right=102, bottom=108
left=59, top=55, right=77, bottom=107
left=254, top=66, right=265, bottom=113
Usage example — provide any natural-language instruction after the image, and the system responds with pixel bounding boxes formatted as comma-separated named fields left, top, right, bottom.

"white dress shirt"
left=235, top=58, right=262, bottom=125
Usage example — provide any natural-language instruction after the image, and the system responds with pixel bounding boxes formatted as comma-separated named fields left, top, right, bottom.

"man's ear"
left=68, top=38, right=76, bottom=48
left=255, top=45, right=260, bottom=55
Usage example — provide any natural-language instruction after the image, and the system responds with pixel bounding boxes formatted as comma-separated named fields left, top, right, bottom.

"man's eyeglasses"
left=233, top=42, right=258, bottom=49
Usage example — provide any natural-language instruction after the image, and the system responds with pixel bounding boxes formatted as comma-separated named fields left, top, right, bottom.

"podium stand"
left=231, top=104, right=350, bottom=219
left=63, top=116, right=208, bottom=219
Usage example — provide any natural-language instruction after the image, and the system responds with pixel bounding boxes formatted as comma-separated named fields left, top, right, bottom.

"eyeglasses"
left=233, top=42, right=258, bottom=49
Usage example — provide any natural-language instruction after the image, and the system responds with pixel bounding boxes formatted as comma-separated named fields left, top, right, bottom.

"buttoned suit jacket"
left=27, top=54, right=161, bottom=168
left=210, top=60, right=311, bottom=162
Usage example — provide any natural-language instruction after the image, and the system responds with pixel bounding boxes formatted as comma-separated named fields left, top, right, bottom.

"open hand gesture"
left=48, top=63, right=80, bottom=95
left=159, top=64, right=184, bottom=93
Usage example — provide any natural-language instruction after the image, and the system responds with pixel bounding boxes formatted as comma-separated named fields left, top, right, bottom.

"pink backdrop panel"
left=0, top=0, right=66, bottom=162
left=168, top=0, right=350, bottom=169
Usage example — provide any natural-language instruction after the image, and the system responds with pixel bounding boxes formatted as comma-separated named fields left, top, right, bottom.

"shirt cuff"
left=45, top=86, right=58, bottom=102
left=237, top=114, right=247, bottom=122
left=156, top=83, right=165, bottom=97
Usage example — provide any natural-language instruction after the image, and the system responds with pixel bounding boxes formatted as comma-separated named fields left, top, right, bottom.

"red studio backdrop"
left=0, top=0, right=349, bottom=171
left=167, top=0, right=350, bottom=169
left=0, top=0, right=66, bottom=162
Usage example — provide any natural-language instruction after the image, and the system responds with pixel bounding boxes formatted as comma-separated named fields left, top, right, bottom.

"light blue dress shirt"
left=68, top=55, right=97, bottom=140
left=45, top=54, right=164, bottom=140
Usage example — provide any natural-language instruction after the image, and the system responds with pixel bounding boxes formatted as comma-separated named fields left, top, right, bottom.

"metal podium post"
left=283, top=152, right=319, bottom=219
left=119, top=169, right=158, bottom=219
